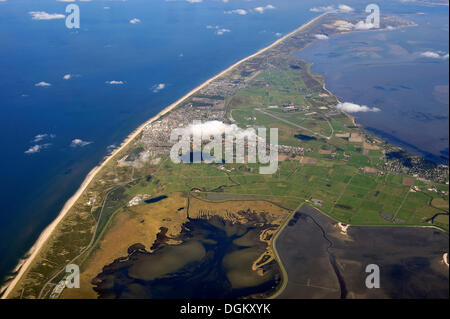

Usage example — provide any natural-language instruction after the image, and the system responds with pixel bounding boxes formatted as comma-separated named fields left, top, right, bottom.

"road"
left=254, top=108, right=331, bottom=140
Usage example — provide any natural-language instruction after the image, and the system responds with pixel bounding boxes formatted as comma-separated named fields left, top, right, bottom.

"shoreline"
left=269, top=203, right=449, bottom=299
left=267, top=204, right=303, bottom=300
left=2, top=13, right=327, bottom=299
left=302, top=27, right=448, bottom=165
left=269, top=201, right=448, bottom=299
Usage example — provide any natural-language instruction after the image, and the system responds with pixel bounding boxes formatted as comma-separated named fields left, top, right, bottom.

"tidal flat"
left=276, top=205, right=449, bottom=299
left=92, top=215, right=282, bottom=299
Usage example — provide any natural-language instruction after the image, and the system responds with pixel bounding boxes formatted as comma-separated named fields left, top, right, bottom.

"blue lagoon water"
left=0, top=0, right=448, bottom=286
left=296, top=3, right=449, bottom=162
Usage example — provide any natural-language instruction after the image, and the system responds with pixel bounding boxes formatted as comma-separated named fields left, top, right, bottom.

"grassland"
left=9, top=60, right=448, bottom=299
left=5, top=14, right=448, bottom=299
left=225, top=56, right=448, bottom=230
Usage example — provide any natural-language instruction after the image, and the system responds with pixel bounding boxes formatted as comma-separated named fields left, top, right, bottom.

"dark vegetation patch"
left=335, top=204, right=352, bottom=210
left=126, top=146, right=144, bottom=162
left=294, top=134, right=317, bottom=141
left=150, top=227, right=169, bottom=251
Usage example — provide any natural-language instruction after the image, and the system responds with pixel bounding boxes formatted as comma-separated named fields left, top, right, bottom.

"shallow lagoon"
left=92, top=216, right=281, bottom=299
left=295, top=6, right=449, bottom=162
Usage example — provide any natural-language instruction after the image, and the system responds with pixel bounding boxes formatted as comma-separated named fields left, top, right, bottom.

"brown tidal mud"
left=276, top=205, right=449, bottom=299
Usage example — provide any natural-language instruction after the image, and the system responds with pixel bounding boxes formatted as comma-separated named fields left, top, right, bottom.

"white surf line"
left=2, top=13, right=328, bottom=299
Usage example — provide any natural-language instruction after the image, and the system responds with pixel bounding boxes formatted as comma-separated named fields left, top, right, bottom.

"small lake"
left=144, top=195, right=168, bottom=204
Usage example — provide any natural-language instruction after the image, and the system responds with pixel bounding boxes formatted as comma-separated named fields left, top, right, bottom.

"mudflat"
left=276, top=205, right=449, bottom=299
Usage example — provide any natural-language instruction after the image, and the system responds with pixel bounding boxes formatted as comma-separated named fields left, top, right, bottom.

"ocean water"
left=295, top=3, right=449, bottom=162
left=0, top=0, right=322, bottom=286
left=0, top=0, right=447, bottom=287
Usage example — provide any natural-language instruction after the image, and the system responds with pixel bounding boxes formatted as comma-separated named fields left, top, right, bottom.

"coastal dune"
left=2, top=13, right=326, bottom=299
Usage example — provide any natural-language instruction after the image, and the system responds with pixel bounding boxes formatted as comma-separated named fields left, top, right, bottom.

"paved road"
left=255, top=108, right=331, bottom=140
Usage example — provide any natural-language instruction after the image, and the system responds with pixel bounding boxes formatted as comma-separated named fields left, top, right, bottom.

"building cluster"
left=128, top=194, right=151, bottom=207
left=282, top=104, right=300, bottom=113
left=198, top=77, right=245, bottom=98
left=278, top=144, right=311, bottom=156
left=140, top=104, right=226, bottom=157
left=384, top=156, right=449, bottom=184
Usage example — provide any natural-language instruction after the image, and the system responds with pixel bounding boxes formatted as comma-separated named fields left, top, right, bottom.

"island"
left=2, top=12, right=448, bottom=300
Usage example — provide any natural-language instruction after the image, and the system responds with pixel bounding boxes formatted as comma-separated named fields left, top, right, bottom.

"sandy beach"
left=1, top=12, right=327, bottom=299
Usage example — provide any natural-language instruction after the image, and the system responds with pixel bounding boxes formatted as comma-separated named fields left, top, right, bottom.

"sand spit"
left=2, top=13, right=327, bottom=299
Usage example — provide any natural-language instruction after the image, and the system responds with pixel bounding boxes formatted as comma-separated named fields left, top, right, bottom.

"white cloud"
left=336, top=21, right=376, bottom=31
left=186, top=0, right=202, bottom=3
left=224, top=9, right=248, bottom=15
left=32, top=134, right=47, bottom=142
left=63, top=74, right=72, bottom=80
left=183, top=121, right=260, bottom=141
left=106, top=80, right=124, bottom=85
left=25, top=143, right=51, bottom=154
left=35, top=81, right=51, bottom=87
left=25, top=145, right=40, bottom=154
left=29, top=11, right=65, bottom=20
left=420, top=51, right=449, bottom=59
left=206, top=25, right=230, bottom=35
left=315, top=34, right=329, bottom=40
left=338, top=4, right=354, bottom=13
left=152, top=83, right=166, bottom=93
left=421, top=51, right=440, bottom=58
left=310, top=4, right=354, bottom=13
left=129, top=18, right=141, bottom=24
left=216, top=28, right=230, bottom=35
left=253, top=5, right=275, bottom=14
left=32, top=133, right=55, bottom=143
left=70, top=139, right=92, bottom=147
left=310, top=6, right=334, bottom=13
left=353, top=21, right=376, bottom=30
left=336, top=102, right=380, bottom=113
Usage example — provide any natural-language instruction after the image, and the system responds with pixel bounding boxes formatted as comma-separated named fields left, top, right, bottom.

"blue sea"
left=0, top=0, right=448, bottom=286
